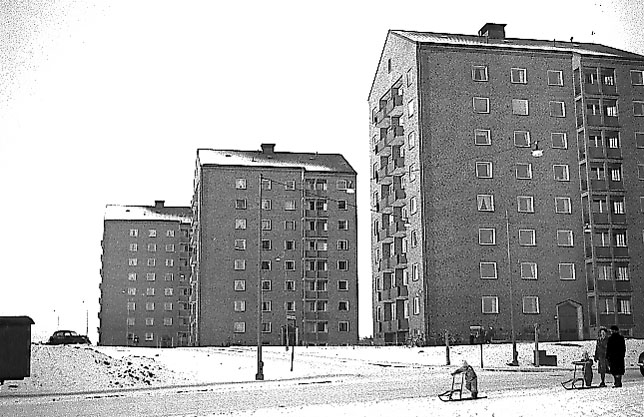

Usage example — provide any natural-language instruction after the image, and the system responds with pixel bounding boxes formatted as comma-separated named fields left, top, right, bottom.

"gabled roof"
left=197, top=146, right=356, bottom=175
left=391, top=29, right=644, bottom=60
left=104, top=204, right=191, bottom=222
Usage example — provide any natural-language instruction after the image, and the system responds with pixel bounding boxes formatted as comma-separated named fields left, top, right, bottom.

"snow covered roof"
left=197, top=145, right=356, bottom=174
left=104, top=203, right=191, bottom=223
left=391, top=30, right=644, bottom=60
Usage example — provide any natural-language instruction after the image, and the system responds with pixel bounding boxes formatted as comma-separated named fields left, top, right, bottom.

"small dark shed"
left=0, top=316, right=35, bottom=384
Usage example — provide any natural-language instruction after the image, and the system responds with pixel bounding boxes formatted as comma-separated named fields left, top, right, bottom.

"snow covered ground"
left=1, top=339, right=643, bottom=416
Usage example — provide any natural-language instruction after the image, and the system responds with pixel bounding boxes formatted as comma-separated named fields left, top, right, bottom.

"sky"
left=1, top=0, right=644, bottom=342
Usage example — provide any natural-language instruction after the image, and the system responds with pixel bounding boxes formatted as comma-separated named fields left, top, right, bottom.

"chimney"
left=261, top=143, right=276, bottom=154
left=154, top=200, right=165, bottom=209
left=478, top=23, right=506, bottom=39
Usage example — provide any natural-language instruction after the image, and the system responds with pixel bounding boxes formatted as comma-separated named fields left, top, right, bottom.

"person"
left=593, top=327, right=609, bottom=387
left=580, top=351, right=593, bottom=387
left=451, top=360, right=478, bottom=398
left=606, top=325, right=626, bottom=388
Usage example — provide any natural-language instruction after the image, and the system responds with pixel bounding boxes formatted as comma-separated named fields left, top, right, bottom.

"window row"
left=481, top=296, right=542, bottom=314
left=232, top=279, right=350, bottom=292
left=477, top=195, right=573, bottom=214
left=126, top=317, right=190, bottom=326
left=129, top=229, right=186, bottom=238
left=475, top=162, right=570, bottom=181
left=583, top=98, right=644, bottom=117
left=128, top=243, right=176, bottom=252
left=585, top=67, right=644, bottom=87
left=597, top=297, right=633, bottom=315
left=233, top=259, right=352, bottom=271
left=125, top=287, right=189, bottom=296
left=473, top=97, right=566, bottom=117
left=233, top=320, right=350, bottom=334
left=234, top=239, right=350, bottom=252
left=234, top=199, right=349, bottom=211
left=479, top=262, right=576, bottom=280
left=235, top=178, right=354, bottom=192
left=478, top=228, right=577, bottom=246
left=474, top=129, right=568, bottom=148
left=126, top=301, right=188, bottom=311
left=127, top=258, right=188, bottom=267
left=127, top=272, right=187, bottom=282
left=234, top=219, right=351, bottom=231
left=232, top=300, right=351, bottom=313
left=472, top=66, right=564, bottom=86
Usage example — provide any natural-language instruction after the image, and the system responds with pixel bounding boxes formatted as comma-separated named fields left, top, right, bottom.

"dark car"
left=47, top=330, right=91, bottom=345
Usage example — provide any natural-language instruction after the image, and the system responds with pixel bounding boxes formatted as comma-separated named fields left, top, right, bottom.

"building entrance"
left=556, top=301, right=581, bottom=341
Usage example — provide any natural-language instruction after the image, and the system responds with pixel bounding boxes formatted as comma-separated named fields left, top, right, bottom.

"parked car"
left=47, top=330, right=91, bottom=345
left=639, top=352, right=644, bottom=377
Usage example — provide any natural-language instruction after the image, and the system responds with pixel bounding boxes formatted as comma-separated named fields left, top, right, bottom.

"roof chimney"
left=154, top=200, right=165, bottom=208
left=478, top=23, right=506, bottom=39
left=261, top=143, right=276, bottom=154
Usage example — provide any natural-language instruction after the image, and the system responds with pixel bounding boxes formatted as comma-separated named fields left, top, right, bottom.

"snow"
left=104, top=205, right=191, bottom=222
left=1, top=340, right=643, bottom=416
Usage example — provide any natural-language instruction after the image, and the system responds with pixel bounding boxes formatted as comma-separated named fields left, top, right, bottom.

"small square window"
left=518, top=229, right=536, bottom=246
left=479, top=262, right=497, bottom=279
left=236, top=179, right=247, bottom=189
left=338, top=220, right=349, bottom=230
left=516, top=163, right=532, bottom=180
left=514, top=131, right=530, bottom=147
left=557, top=230, right=574, bottom=246
left=547, top=70, right=563, bottom=86
left=234, top=259, right=246, bottom=270
left=148, top=229, right=157, bottom=238
left=482, top=296, right=499, bottom=314
left=554, top=165, right=570, bottom=181
left=261, top=280, right=272, bottom=291
left=630, top=70, right=644, bottom=86
left=522, top=296, right=540, bottom=314
left=261, top=219, right=272, bottom=230
left=512, top=99, right=529, bottom=116
left=234, top=280, right=246, bottom=291
left=479, top=228, right=496, bottom=245
left=285, top=180, right=296, bottom=190
left=129, top=229, right=139, bottom=237
left=472, top=65, right=488, bottom=82
left=235, top=199, right=247, bottom=210
left=234, top=300, right=246, bottom=312
left=634, top=101, right=644, bottom=117
left=234, top=239, right=246, bottom=250
left=475, top=129, right=491, bottom=146
left=477, top=194, right=494, bottom=212
left=551, top=133, right=567, bottom=149
left=476, top=162, right=493, bottom=179
left=636, top=132, right=644, bottom=148
left=284, top=200, right=296, bottom=211
left=521, top=262, right=537, bottom=280
left=235, top=219, right=247, bottom=230
left=338, top=280, right=348, bottom=291
left=233, top=322, right=246, bottom=333
left=473, top=97, right=490, bottom=114
left=517, top=196, right=534, bottom=213
left=511, top=68, right=527, bottom=84
left=559, top=263, right=575, bottom=280
left=555, top=197, right=571, bottom=214
left=549, top=101, right=565, bottom=117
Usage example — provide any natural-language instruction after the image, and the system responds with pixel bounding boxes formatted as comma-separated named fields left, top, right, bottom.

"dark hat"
left=610, top=325, right=619, bottom=331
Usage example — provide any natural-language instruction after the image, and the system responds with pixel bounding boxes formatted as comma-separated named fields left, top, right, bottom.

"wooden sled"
left=438, top=373, right=487, bottom=401
left=561, top=360, right=602, bottom=390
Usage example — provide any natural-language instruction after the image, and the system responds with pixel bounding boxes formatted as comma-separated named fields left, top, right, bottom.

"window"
left=165, top=244, right=175, bottom=253
left=337, top=200, right=347, bottom=210
left=482, top=296, right=499, bottom=314
left=613, top=198, right=625, bottom=214
left=521, top=262, right=537, bottom=279
left=285, top=180, right=296, bottom=190
left=128, top=258, right=138, bottom=266
left=338, top=280, right=348, bottom=291
left=145, top=333, right=154, bottom=341
left=338, top=260, right=349, bottom=271
left=553, top=165, right=570, bottom=181
left=338, top=220, right=349, bottom=230
left=234, top=259, right=246, bottom=270
left=618, top=299, right=632, bottom=315
left=261, top=260, right=271, bottom=270
left=637, top=132, right=644, bottom=148
left=284, top=200, right=296, bottom=211
left=261, top=219, right=272, bottom=230
left=284, top=260, right=296, bottom=270
left=235, top=199, right=247, bottom=210
left=235, top=179, right=247, bottom=189
left=127, top=287, right=136, bottom=296
left=164, top=302, right=173, bottom=311
left=549, top=101, right=565, bottom=117
left=261, top=280, right=272, bottom=291
left=164, top=288, right=173, bottom=296
left=547, top=70, right=563, bottom=86
left=522, top=296, right=540, bottom=314
left=164, top=272, right=173, bottom=281
left=387, top=58, right=392, bottom=73
left=261, top=199, right=272, bottom=210
left=261, top=178, right=272, bottom=190
left=233, top=280, right=246, bottom=291
left=127, top=301, right=136, bottom=311
left=337, top=240, right=349, bottom=251
left=604, top=99, right=618, bottom=117
left=518, top=229, right=536, bottom=246
left=595, top=231, right=610, bottom=247
left=557, top=230, right=574, bottom=246
left=129, top=243, right=138, bottom=252
left=285, top=301, right=296, bottom=311
left=163, top=317, right=172, bottom=326
left=234, top=300, right=246, bottom=312
left=614, top=231, right=627, bottom=247
left=472, top=65, right=488, bottom=81
left=616, top=266, right=629, bottom=281
left=511, top=68, right=527, bottom=84
left=126, top=317, right=135, bottom=326
left=148, top=229, right=157, bottom=238
left=233, top=322, right=246, bottom=333
left=514, top=131, right=530, bottom=147
left=406, top=68, right=413, bottom=86
left=146, top=272, right=156, bottom=281
left=284, top=220, right=296, bottom=231
left=479, top=228, right=496, bottom=245
left=411, top=263, right=419, bottom=281
left=147, top=243, right=156, bottom=252
left=473, top=97, right=490, bottom=113
left=584, top=68, right=597, bottom=84
left=634, top=101, right=644, bottom=117
left=128, top=273, right=137, bottom=281
left=631, top=70, right=644, bottom=85
left=512, top=99, right=529, bottom=115
left=413, top=297, right=420, bottom=315
left=129, top=229, right=139, bottom=237
left=146, top=287, right=155, bottom=296
left=338, top=322, right=349, bottom=332
left=475, top=129, right=491, bottom=145
left=479, top=262, right=497, bottom=279
left=555, top=197, right=571, bottom=214
left=285, top=280, right=296, bottom=291
left=338, top=301, right=349, bottom=311
left=559, top=263, right=575, bottom=280
left=517, top=196, right=534, bottom=213
left=516, top=163, right=532, bottom=180
left=166, top=229, right=175, bottom=237
left=261, top=239, right=272, bottom=251
left=410, top=196, right=417, bottom=214
left=407, top=99, right=415, bottom=117
left=477, top=194, right=494, bottom=212
left=235, top=219, right=247, bottom=230
left=409, top=163, right=417, bottom=182
left=600, top=298, right=615, bottom=314
left=476, top=162, right=493, bottom=178
left=551, top=133, right=567, bottom=149
left=261, top=301, right=272, bottom=312
left=145, top=318, right=154, bottom=326
left=147, top=258, right=156, bottom=267
left=234, top=239, right=246, bottom=250
left=145, top=302, right=155, bottom=311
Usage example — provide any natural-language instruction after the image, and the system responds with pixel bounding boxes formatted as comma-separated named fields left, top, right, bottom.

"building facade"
left=369, top=24, right=644, bottom=345
left=99, top=201, right=192, bottom=347
left=191, top=144, right=358, bottom=346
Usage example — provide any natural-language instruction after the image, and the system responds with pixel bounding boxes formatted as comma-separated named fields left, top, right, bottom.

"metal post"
left=445, top=330, right=450, bottom=365
left=256, top=174, right=264, bottom=381
left=505, top=209, right=519, bottom=366
left=534, top=323, right=539, bottom=367
left=480, top=342, right=484, bottom=369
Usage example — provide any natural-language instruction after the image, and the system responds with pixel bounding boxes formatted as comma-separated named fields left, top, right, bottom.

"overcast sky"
left=1, top=0, right=643, bottom=341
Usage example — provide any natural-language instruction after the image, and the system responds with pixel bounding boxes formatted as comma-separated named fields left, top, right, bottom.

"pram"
left=438, top=372, right=487, bottom=401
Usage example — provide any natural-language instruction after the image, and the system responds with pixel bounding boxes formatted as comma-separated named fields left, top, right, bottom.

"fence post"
left=445, top=330, right=450, bottom=366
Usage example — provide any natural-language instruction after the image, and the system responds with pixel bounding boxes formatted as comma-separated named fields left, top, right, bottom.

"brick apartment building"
left=99, top=201, right=192, bottom=347
left=370, top=23, right=644, bottom=345
left=191, top=144, right=358, bottom=346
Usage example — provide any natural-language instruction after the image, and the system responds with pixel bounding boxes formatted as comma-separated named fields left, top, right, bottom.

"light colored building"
left=99, top=201, right=192, bottom=347
left=370, top=23, right=644, bottom=345
left=191, top=143, right=358, bottom=346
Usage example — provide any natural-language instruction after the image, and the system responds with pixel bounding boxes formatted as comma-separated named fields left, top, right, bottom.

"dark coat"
left=606, top=332, right=626, bottom=376
left=594, top=337, right=608, bottom=373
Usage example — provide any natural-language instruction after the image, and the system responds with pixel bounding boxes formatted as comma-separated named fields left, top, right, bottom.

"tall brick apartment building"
left=99, top=201, right=192, bottom=346
left=369, top=23, right=644, bottom=345
left=191, top=144, right=358, bottom=346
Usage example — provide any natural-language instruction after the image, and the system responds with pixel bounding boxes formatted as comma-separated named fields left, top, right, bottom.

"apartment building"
left=191, top=143, right=358, bottom=346
left=369, top=23, right=644, bottom=345
left=99, top=201, right=192, bottom=347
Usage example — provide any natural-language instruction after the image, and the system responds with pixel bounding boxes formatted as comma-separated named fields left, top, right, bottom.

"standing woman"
left=606, top=325, right=626, bottom=388
left=593, top=327, right=609, bottom=387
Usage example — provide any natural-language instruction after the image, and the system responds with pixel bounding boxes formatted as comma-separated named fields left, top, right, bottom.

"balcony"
left=593, top=246, right=611, bottom=258
left=387, top=189, right=407, bottom=207
left=389, top=220, right=407, bottom=237
left=586, top=114, right=602, bottom=126
left=392, top=253, right=407, bottom=267
left=592, top=213, right=609, bottom=224
left=388, top=156, right=405, bottom=176
left=606, top=148, right=622, bottom=159
left=603, top=115, right=619, bottom=127
left=611, top=213, right=626, bottom=224
left=608, top=180, right=624, bottom=191
left=305, top=209, right=328, bottom=218
left=613, top=247, right=629, bottom=257
left=615, top=280, right=632, bottom=292
left=378, top=227, right=393, bottom=242
left=378, top=258, right=393, bottom=272
left=304, top=290, right=329, bottom=299
left=378, top=164, right=392, bottom=183
left=588, top=147, right=604, bottom=159
left=379, top=196, right=393, bottom=214
left=398, top=318, right=409, bottom=330
left=385, top=94, right=404, bottom=117
left=387, top=125, right=405, bottom=146
left=617, top=314, right=634, bottom=326
left=304, top=229, right=329, bottom=238
left=589, top=179, right=607, bottom=191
